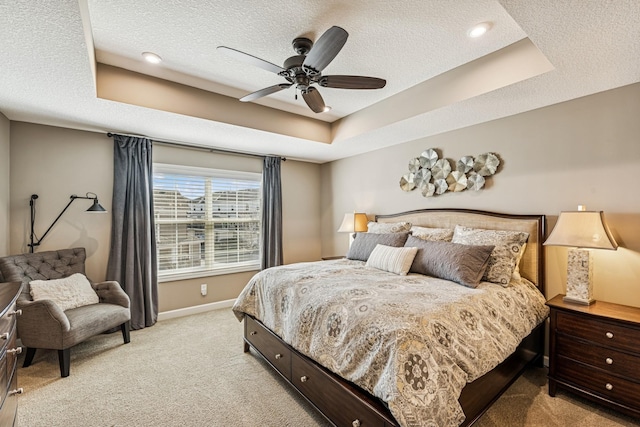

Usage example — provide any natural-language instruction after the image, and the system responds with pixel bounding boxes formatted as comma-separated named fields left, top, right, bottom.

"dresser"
left=0, top=282, right=23, bottom=427
left=547, top=294, right=640, bottom=418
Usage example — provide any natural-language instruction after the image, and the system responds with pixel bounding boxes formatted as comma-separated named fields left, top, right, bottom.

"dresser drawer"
left=245, top=316, right=291, bottom=380
left=292, top=352, right=386, bottom=427
left=0, top=370, right=18, bottom=427
left=557, top=334, right=640, bottom=382
left=556, top=356, right=640, bottom=410
left=556, top=311, right=640, bottom=353
left=0, top=301, right=16, bottom=355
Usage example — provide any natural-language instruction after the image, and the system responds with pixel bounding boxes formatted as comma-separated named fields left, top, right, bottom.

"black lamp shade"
left=86, top=199, right=107, bottom=212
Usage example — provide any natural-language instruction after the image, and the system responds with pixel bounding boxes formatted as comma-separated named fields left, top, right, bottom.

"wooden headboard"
left=376, top=209, right=545, bottom=294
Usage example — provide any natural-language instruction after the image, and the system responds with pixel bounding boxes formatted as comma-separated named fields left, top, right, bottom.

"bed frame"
left=243, top=209, right=546, bottom=427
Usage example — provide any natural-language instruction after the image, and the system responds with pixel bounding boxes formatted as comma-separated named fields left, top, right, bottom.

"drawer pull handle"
left=0, top=332, right=9, bottom=340
left=8, top=309, right=22, bottom=317
left=275, top=353, right=283, bottom=360
left=300, top=375, right=308, bottom=383
left=606, top=332, right=614, bottom=339
left=8, top=388, right=23, bottom=396
left=7, top=347, right=22, bottom=355
left=606, top=383, right=613, bottom=391
left=249, top=331, right=257, bottom=336
left=606, top=357, right=613, bottom=365
left=352, top=420, right=361, bottom=427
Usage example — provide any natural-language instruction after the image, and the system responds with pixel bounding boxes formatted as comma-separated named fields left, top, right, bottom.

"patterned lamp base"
left=563, top=248, right=595, bottom=305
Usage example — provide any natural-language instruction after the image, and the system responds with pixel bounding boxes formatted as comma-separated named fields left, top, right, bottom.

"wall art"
left=399, top=148, right=500, bottom=197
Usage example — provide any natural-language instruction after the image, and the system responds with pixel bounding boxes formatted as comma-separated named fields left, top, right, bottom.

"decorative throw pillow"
left=404, top=236, right=494, bottom=288
left=367, top=221, right=411, bottom=234
left=410, top=226, right=454, bottom=242
left=346, top=232, right=409, bottom=262
left=451, top=226, right=529, bottom=286
left=29, top=273, right=99, bottom=312
left=366, top=244, right=418, bottom=276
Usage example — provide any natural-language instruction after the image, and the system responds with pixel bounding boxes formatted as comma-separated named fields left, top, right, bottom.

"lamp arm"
left=28, top=194, right=96, bottom=252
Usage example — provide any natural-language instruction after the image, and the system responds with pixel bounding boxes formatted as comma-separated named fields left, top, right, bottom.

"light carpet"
left=16, top=308, right=640, bottom=427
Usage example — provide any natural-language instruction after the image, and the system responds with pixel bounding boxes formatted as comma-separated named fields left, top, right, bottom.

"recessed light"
left=142, top=52, right=162, bottom=64
left=468, top=22, right=492, bottom=38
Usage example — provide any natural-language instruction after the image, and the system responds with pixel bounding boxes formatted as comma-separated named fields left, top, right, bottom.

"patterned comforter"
left=233, top=259, right=549, bottom=427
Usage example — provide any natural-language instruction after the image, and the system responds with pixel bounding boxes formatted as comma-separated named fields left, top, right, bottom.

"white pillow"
left=30, top=273, right=99, bottom=311
left=366, top=244, right=418, bottom=276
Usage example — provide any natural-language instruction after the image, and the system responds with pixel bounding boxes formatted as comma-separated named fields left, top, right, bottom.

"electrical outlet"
left=200, top=284, right=207, bottom=296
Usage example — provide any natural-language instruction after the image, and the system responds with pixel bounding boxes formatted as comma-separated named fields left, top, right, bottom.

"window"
left=153, top=164, right=261, bottom=281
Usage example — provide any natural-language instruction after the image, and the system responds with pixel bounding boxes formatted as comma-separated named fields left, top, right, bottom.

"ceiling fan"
left=217, top=26, right=386, bottom=113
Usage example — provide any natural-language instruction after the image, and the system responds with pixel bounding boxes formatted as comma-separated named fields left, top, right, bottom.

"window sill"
left=158, top=264, right=260, bottom=283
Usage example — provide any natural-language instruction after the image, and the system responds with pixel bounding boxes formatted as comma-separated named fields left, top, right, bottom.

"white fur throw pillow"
left=30, top=273, right=99, bottom=311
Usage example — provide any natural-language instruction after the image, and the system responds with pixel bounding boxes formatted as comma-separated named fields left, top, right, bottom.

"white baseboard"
left=158, top=299, right=236, bottom=321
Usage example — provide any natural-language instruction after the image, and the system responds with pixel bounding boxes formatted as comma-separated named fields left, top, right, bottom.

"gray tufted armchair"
left=0, top=248, right=131, bottom=377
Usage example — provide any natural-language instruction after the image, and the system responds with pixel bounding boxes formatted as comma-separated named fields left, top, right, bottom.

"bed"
left=233, top=209, right=549, bottom=427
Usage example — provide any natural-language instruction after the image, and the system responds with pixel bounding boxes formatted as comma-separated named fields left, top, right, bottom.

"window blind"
left=153, top=164, right=261, bottom=280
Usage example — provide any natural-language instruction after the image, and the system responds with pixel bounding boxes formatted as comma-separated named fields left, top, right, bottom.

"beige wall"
left=0, top=113, right=9, bottom=255
left=321, top=83, right=640, bottom=307
left=10, top=123, right=113, bottom=279
left=8, top=124, right=322, bottom=312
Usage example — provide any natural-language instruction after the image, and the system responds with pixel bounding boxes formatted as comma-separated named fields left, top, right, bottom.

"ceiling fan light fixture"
left=142, top=51, right=162, bottom=64
left=323, top=106, right=332, bottom=112
left=468, top=22, right=492, bottom=38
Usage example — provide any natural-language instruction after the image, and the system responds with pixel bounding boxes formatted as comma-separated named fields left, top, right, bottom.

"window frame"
left=153, top=163, right=262, bottom=282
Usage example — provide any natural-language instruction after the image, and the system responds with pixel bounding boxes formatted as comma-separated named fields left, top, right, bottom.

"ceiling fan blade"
left=319, top=75, right=386, bottom=89
left=217, top=46, right=285, bottom=75
left=302, top=87, right=326, bottom=113
left=302, top=26, right=348, bottom=75
left=240, top=83, right=292, bottom=102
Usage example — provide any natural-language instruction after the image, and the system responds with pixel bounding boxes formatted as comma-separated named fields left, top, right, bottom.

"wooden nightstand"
left=547, top=294, right=640, bottom=418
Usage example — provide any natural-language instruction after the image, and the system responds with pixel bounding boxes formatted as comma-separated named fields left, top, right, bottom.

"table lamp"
left=338, top=212, right=368, bottom=246
left=544, top=205, right=618, bottom=305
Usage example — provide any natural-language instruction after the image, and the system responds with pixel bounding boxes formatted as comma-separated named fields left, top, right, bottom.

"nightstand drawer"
left=557, top=335, right=640, bottom=381
left=556, top=311, right=640, bottom=353
left=556, top=356, right=640, bottom=410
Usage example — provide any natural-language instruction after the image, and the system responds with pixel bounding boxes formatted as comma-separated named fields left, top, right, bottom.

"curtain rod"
left=106, top=132, right=286, bottom=161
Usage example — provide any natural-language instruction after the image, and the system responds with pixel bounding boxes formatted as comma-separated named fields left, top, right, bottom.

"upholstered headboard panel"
left=0, top=247, right=87, bottom=296
left=375, top=209, right=545, bottom=293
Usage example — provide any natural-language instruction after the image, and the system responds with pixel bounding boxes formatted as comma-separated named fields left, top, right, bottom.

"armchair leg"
left=23, top=347, right=37, bottom=368
left=58, top=348, right=70, bottom=377
left=121, top=322, right=130, bottom=344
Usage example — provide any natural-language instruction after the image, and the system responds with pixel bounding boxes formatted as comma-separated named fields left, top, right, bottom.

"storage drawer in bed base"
left=243, top=315, right=545, bottom=427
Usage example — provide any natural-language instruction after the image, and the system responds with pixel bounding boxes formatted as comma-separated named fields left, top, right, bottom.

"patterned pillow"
left=29, top=273, right=99, bottom=312
left=451, top=226, right=529, bottom=286
left=410, top=226, right=454, bottom=242
left=346, top=232, right=409, bottom=262
left=404, top=236, right=494, bottom=288
left=366, top=244, right=418, bottom=276
left=367, top=221, right=411, bottom=234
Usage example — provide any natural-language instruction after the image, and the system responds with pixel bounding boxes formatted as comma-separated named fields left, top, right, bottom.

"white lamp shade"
left=544, top=211, right=618, bottom=250
left=338, top=213, right=368, bottom=233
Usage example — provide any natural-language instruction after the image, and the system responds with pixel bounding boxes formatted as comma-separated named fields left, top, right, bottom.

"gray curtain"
left=261, top=156, right=283, bottom=269
left=107, top=135, right=158, bottom=330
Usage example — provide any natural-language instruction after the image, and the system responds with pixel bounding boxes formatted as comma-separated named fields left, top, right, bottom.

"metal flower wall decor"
left=399, top=148, right=500, bottom=197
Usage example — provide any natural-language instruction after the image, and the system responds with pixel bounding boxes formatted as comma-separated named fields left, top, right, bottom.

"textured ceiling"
left=0, top=0, right=639, bottom=163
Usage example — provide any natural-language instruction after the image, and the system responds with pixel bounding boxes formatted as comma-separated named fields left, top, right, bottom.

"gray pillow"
left=346, top=232, right=409, bottom=261
left=404, top=235, right=494, bottom=288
